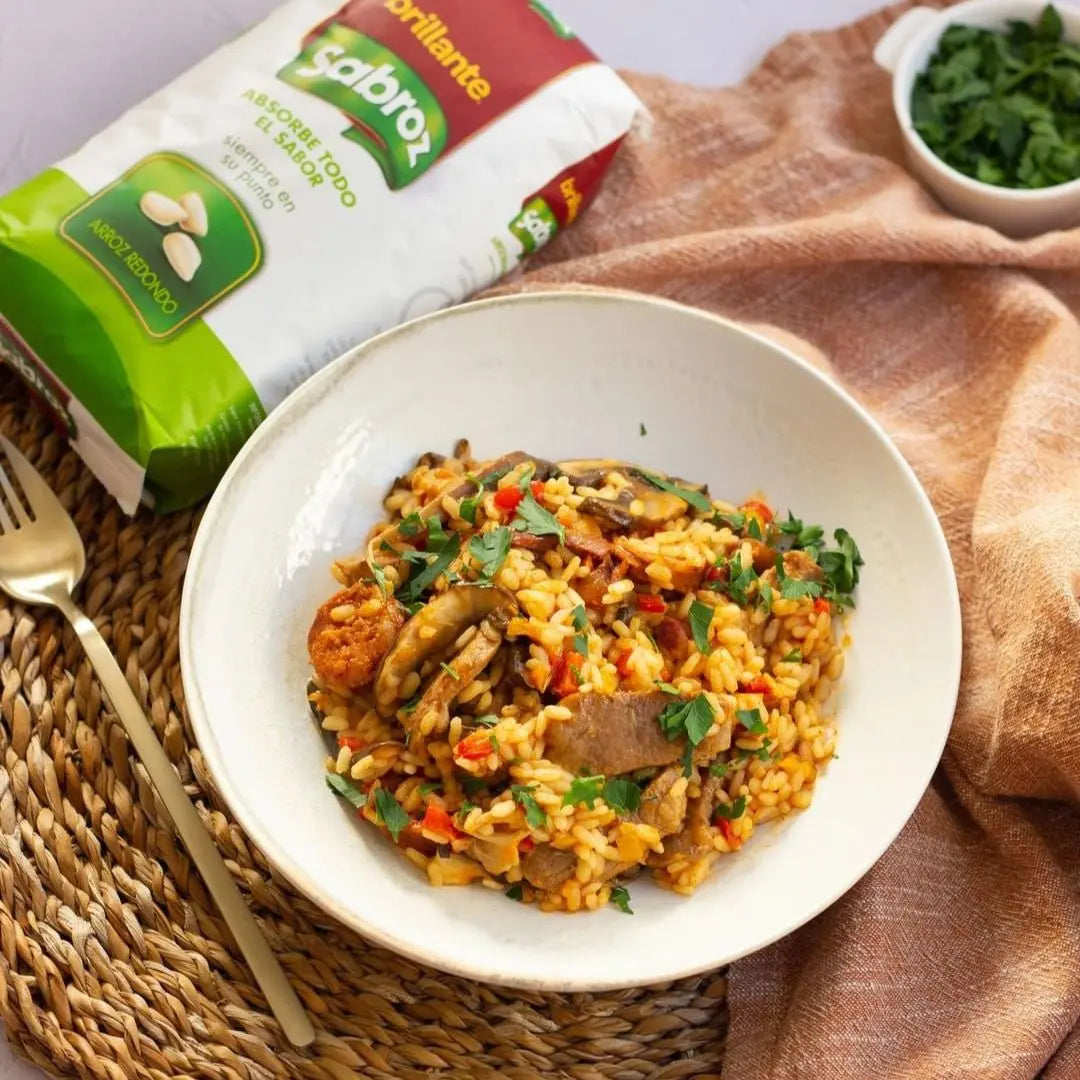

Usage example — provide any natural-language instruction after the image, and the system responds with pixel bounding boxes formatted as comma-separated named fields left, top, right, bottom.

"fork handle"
left=55, top=593, right=315, bottom=1048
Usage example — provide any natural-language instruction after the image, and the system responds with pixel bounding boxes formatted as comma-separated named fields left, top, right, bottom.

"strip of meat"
left=521, top=845, right=576, bottom=891
left=636, top=767, right=688, bottom=839
left=576, top=557, right=620, bottom=608
left=544, top=692, right=732, bottom=776
left=648, top=774, right=724, bottom=868
left=565, top=532, right=612, bottom=559
left=653, top=617, right=690, bottom=663
left=510, top=532, right=556, bottom=553
left=760, top=549, right=825, bottom=587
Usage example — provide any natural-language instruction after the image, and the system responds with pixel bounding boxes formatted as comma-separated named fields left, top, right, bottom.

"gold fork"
left=0, top=435, right=315, bottom=1048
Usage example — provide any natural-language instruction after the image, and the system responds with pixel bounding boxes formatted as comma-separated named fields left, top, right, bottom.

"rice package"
left=0, top=0, right=642, bottom=511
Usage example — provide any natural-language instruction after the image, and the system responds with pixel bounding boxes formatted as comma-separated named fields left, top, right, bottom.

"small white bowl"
left=180, top=291, right=961, bottom=990
left=875, top=0, right=1080, bottom=236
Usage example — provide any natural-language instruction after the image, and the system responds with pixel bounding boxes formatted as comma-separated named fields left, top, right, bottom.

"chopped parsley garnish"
left=601, top=778, right=642, bottom=815
left=569, top=604, right=589, bottom=656
left=459, top=800, right=478, bottom=815
left=510, top=784, right=547, bottom=828
left=418, top=781, right=442, bottom=795
left=654, top=680, right=680, bottom=695
left=746, top=515, right=764, bottom=541
left=368, top=561, right=389, bottom=596
left=373, top=786, right=409, bottom=842
left=758, top=580, right=773, bottom=613
left=482, top=463, right=515, bottom=488
left=688, top=600, right=713, bottom=655
left=440, top=661, right=460, bottom=681
left=505, top=883, right=524, bottom=901
left=460, top=776, right=488, bottom=796
left=736, top=707, right=768, bottom=735
left=516, top=464, right=536, bottom=492
left=714, top=795, right=747, bottom=821
left=488, top=733, right=500, bottom=752
left=709, top=760, right=728, bottom=778
left=398, top=512, right=423, bottom=538
left=721, top=552, right=757, bottom=606
left=425, top=516, right=451, bottom=553
left=511, top=492, right=566, bottom=543
left=635, top=470, right=712, bottom=514
left=396, top=533, right=462, bottom=604
left=658, top=695, right=716, bottom=751
left=777, top=512, right=824, bottom=556
left=326, top=773, right=368, bottom=809
left=468, top=526, right=511, bottom=582
left=781, top=648, right=803, bottom=663
left=775, top=552, right=824, bottom=601
left=711, top=510, right=745, bottom=531
left=818, top=528, right=863, bottom=608
left=563, top=775, right=604, bottom=809
left=610, top=885, right=634, bottom=914
left=681, top=740, right=695, bottom=778
left=473, top=714, right=500, bottom=727
left=458, top=476, right=483, bottom=525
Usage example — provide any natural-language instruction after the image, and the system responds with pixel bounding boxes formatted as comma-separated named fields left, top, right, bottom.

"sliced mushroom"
left=374, top=585, right=515, bottom=714
left=557, top=459, right=622, bottom=488
left=559, top=459, right=710, bottom=528
left=405, top=616, right=506, bottom=744
left=627, top=482, right=691, bottom=527
left=578, top=496, right=634, bottom=531
left=506, top=640, right=533, bottom=688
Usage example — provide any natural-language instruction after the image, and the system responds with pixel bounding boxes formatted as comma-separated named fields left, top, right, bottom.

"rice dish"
left=307, top=442, right=862, bottom=913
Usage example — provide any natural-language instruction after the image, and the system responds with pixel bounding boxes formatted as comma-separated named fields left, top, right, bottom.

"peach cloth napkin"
left=501, top=1, right=1080, bottom=1076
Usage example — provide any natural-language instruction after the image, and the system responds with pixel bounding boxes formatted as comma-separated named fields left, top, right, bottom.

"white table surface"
left=0, top=0, right=884, bottom=1075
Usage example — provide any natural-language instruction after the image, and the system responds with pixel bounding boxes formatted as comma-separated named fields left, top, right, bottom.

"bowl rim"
left=179, top=288, right=963, bottom=990
left=891, top=0, right=1080, bottom=202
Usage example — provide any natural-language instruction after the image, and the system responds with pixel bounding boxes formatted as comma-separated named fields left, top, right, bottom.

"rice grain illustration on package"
left=0, top=0, right=642, bottom=511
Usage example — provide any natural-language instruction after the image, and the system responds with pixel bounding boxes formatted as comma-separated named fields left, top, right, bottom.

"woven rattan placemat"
left=0, top=375, right=726, bottom=1079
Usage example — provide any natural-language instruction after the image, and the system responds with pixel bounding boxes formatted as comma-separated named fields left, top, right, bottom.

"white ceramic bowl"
left=875, top=0, right=1080, bottom=236
left=180, top=291, right=961, bottom=990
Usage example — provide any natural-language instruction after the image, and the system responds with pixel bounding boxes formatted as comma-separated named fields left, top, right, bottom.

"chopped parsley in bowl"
left=912, top=4, right=1080, bottom=189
